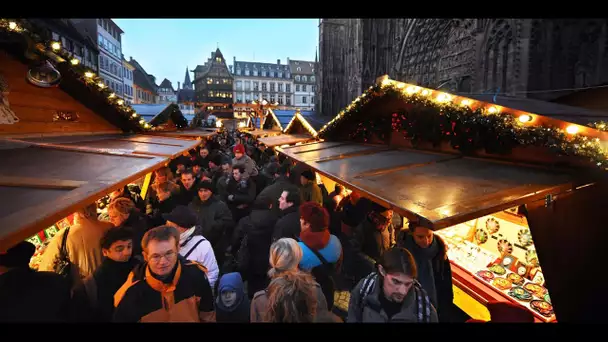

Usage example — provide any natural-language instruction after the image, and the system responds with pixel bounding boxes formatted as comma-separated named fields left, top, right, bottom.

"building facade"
left=176, top=67, right=195, bottom=117
left=192, top=48, right=234, bottom=111
left=32, top=19, right=100, bottom=73
left=232, top=57, right=294, bottom=109
left=122, top=58, right=135, bottom=105
left=318, top=18, right=608, bottom=117
left=290, top=59, right=317, bottom=111
left=129, top=57, right=157, bottom=104
left=158, top=78, right=177, bottom=104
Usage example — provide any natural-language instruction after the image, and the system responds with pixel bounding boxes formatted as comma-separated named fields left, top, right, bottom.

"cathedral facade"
left=317, top=19, right=608, bottom=117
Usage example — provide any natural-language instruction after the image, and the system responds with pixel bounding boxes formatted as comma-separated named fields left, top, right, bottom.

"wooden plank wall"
left=0, top=51, right=120, bottom=137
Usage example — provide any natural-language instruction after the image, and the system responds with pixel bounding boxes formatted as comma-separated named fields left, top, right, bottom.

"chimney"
left=287, top=57, right=290, bottom=65
left=277, top=59, right=281, bottom=65
left=178, top=81, right=181, bottom=90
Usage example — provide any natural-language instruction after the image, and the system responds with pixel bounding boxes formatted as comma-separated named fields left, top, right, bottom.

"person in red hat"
left=232, top=143, right=259, bottom=181
left=466, top=301, right=535, bottom=323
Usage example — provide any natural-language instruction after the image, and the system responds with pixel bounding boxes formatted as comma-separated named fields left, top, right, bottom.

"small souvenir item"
left=502, top=255, right=515, bottom=269
left=492, top=277, right=513, bottom=290
left=524, top=282, right=547, bottom=298
left=486, top=217, right=500, bottom=234
left=476, top=270, right=494, bottom=282
left=517, top=228, right=533, bottom=248
left=508, top=286, right=533, bottom=301
left=530, top=300, right=554, bottom=317
left=488, top=264, right=506, bottom=275
left=507, top=272, right=525, bottom=286
left=497, top=239, right=513, bottom=255
left=475, top=228, right=488, bottom=244
left=0, top=73, right=20, bottom=124
left=544, top=293, right=551, bottom=304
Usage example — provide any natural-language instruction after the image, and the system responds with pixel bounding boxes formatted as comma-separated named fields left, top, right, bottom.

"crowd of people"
left=0, top=129, right=536, bottom=323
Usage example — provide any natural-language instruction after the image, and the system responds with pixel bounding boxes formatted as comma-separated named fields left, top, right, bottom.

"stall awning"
left=146, top=129, right=218, bottom=140
left=277, top=142, right=577, bottom=229
left=246, top=129, right=282, bottom=138
left=257, top=134, right=314, bottom=148
left=0, top=134, right=199, bottom=251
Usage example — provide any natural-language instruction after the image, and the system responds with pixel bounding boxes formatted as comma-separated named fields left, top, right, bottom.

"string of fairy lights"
left=317, top=77, right=608, bottom=170
left=1, top=18, right=152, bottom=131
left=283, top=110, right=318, bottom=137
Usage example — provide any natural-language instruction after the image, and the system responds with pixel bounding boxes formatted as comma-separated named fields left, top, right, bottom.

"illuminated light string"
left=283, top=111, right=318, bottom=137
left=319, top=77, right=608, bottom=170
left=0, top=18, right=152, bottom=131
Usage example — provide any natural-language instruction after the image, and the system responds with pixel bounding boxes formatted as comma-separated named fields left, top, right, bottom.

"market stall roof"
left=263, top=109, right=284, bottom=130
left=147, top=128, right=218, bottom=140
left=257, top=133, right=314, bottom=148
left=273, top=110, right=300, bottom=129
left=130, top=103, right=188, bottom=128
left=245, top=129, right=282, bottom=138
left=0, top=134, right=199, bottom=251
left=460, top=93, right=608, bottom=127
left=283, top=110, right=331, bottom=136
left=277, top=141, right=577, bottom=230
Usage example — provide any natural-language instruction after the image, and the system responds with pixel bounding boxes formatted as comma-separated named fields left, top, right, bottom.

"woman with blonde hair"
left=250, top=238, right=329, bottom=322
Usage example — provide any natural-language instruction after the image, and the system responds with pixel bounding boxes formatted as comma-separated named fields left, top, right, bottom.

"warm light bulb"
left=144, top=123, right=150, bottom=128
left=98, top=82, right=106, bottom=88
left=461, top=99, right=472, bottom=107
left=116, top=99, right=124, bottom=105
left=51, top=41, right=61, bottom=51
left=566, top=125, right=579, bottom=135
left=518, top=114, right=532, bottom=123
left=397, top=83, right=405, bottom=89
left=108, top=93, right=116, bottom=99
left=599, top=124, right=606, bottom=130
left=421, top=89, right=430, bottom=96
left=405, top=86, right=417, bottom=94
left=487, top=106, right=498, bottom=114
left=131, top=113, right=138, bottom=118
left=84, top=71, right=94, bottom=78
left=381, top=78, right=391, bottom=87
left=436, top=93, right=451, bottom=103
left=139, top=119, right=145, bottom=124
left=8, top=22, right=17, bottom=30
left=70, top=58, right=79, bottom=65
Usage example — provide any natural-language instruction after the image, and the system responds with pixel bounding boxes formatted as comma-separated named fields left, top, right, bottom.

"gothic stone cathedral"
left=317, top=19, right=608, bottom=117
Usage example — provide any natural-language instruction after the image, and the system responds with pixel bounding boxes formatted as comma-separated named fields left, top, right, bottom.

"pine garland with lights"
left=318, top=82, right=608, bottom=169
left=0, top=18, right=151, bottom=131
left=589, top=121, right=608, bottom=132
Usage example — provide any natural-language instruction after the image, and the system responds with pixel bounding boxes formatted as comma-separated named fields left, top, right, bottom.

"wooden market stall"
left=0, top=19, right=200, bottom=254
left=276, top=75, right=608, bottom=323
left=257, top=109, right=332, bottom=148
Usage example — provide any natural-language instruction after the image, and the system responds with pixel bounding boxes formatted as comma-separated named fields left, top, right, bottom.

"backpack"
left=53, top=227, right=73, bottom=288
left=357, top=272, right=432, bottom=323
left=299, top=240, right=336, bottom=310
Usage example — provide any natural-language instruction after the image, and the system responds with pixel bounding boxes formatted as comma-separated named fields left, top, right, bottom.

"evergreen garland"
left=318, top=83, right=608, bottom=170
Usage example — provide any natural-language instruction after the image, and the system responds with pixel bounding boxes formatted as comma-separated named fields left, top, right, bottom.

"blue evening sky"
left=113, top=19, right=319, bottom=89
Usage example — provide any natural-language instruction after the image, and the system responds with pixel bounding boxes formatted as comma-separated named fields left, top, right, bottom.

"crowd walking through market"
left=0, top=129, right=534, bottom=323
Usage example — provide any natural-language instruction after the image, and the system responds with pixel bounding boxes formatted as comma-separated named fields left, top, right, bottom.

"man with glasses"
left=72, top=227, right=140, bottom=322
left=113, top=226, right=215, bottom=322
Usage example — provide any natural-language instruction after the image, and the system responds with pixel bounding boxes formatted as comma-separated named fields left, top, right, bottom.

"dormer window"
left=216, top=57, right=222, bottom=63
left=297, top=67, right=301, bottom=72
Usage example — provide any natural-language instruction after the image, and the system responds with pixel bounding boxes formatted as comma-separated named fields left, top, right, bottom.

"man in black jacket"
left=189, top=180, right=234, bottom=257
left=72, top=227, right=140, bottom=322
left=272, top=185, right=302, bottom=241
left=258, top=163, right=292, bottom=216
left=398, top=223, right=454, bottom=322
left=224, top=164, right=256, bottom=224
left=0, top=242, right=71, bottom=322
left=175, top=169, right=199, bottom=206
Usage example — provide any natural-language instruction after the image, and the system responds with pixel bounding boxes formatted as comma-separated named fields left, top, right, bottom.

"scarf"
left=405, top=236, right=439, bottom=307
left=300, top=229, right=330, bottom=251
left=179, top=226, right=197, bottom=247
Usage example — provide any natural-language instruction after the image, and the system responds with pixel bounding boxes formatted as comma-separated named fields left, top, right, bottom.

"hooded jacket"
left=232, top=154, right=259, bottom=180
left=300, top=180, right=323, bottom=206
left=188, top=195, right=234, bottom=247
left=351, top=213, right=395, bottom=262
left=272, top=205, right=301, bottom=241
left=113, top=256, right=215, bottom=322
left=399, top=233, right=454, bottom=322
left=215, top=272, right=250, bottom=323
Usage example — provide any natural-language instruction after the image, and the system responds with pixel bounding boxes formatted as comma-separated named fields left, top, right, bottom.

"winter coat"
left=38, top=217, right=113, bottom=286
left=272, top=206, right=301, bottom=241
left=174, top=180, right=199, bottom=206
left=231, top=209, right=278, bottom=276
left=179, top=234, right=219, bottom=289
left=351, top=214, right=395, bottom=262
left=300, top=180, right=323, bottom=206
left=71, top=256, right=140, bottom=322
left=399, top=233, right=454, bottom=322
left=188, top=195, right=234, bottom=247
left=216, top=173, right=231, bottom=200
left=232, top=154, right=259, bottom=180
left=225, top=177, right=256, bottom=222
left=215, top=272, right=250, bottom=323
left=347, top=272, right=438, bottom=323
left=119, top=210, right=151, bottom=258
left=148, top=195, right=178, bottom=227
left=0, top=268, right=71, bottom=322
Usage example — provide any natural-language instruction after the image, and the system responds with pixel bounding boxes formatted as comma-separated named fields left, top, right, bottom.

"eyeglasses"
left=149, top=250, right=177, bottom=264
